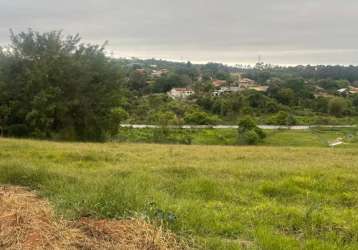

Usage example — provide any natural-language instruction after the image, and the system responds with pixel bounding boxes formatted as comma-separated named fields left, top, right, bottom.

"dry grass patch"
left=0, top=186, right=183, bottom=250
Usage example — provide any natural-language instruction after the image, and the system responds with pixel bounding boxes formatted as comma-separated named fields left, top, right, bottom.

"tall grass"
left=0, top=138, right=357, bottom=249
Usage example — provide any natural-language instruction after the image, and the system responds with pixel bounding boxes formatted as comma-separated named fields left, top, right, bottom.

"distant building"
left=239, top=78, right=256, bottom=84
left=212, top=86, right=240, bottom=96
left=212, top=91, right=220, bottom=96
left=212, top=80, right=227, bottom=88
left=239, top=78, right=257, bottom=90
left=151, top=69, right=169, bottom=78
left=337, top=87, right=358, bottom=96
left=238, top=78, right=268, bottom=92
left=337, top=88, right=349, bottom=96
left=349, top=87, right=358, bottom=94
left=168, top=88, right=195, bottom=99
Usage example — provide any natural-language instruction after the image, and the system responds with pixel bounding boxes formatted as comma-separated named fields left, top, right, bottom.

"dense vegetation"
left=1, top=30, right=358, bottom=141
left=115, top=127, right=358, bottom=147
left=0, top=138, right=357, bottom=249
left=0, top=30, right=127, bottom=141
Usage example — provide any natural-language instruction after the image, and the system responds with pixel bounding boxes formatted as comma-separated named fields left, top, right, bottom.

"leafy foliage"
left=269, top=111, right=298, bottom=126
left=238, top=116, right=266, bottom=145
left=0, top=30, right=125, bottom=140
left=328, top=97, right=350, bottom=117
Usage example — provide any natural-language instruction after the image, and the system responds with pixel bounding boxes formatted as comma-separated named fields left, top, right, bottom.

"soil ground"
left=0, top=186, right=182, bottom=250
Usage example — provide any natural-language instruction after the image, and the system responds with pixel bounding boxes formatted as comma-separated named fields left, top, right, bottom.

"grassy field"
left=0, top=138, right=357, bottom=249
left=117, top=127, right=358, bottom=147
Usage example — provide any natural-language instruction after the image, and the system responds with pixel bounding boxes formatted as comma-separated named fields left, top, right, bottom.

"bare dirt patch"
left=0, top=186, right=184, bottom=250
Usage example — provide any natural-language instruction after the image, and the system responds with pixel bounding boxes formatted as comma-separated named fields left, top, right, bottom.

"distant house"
left=239, top=78, right=256, bottom=84
left=337, top=88, right=349, bottom=96
left=168, top=88, right=195, bottom=99
left=212, top=86, right=240, bottom=96
left=239, top=78, right=257, bottom=90
left=151, top=69, right=169, bottom=78
left=349, top=87, right=358, bottom=94
left=212, top=80, right=227, bottom=88
left=337, top=87, right=358, bottom=96
left=237, top=78, right=268, bottom=92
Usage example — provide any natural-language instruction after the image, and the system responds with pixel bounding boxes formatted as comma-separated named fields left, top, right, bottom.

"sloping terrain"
left=0, top=186, right=182, bottom=250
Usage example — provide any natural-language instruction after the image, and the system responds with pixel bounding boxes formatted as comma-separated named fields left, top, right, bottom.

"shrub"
left=328, top=97, right=349, bottom=117
left=178, top=130, right=193, bottom=145
left=270, top=111, right=297, bottom=126
left=184, top=111, right=219, bottom=125
left=238, top=116, right=265, bottom=145
left=254, top=127, right=266, bottom=139
left=238, top=130, right=260, bottom=145
left=109, top=107, right=129, bottom=136
left=238, top=116, right=257, bottom=132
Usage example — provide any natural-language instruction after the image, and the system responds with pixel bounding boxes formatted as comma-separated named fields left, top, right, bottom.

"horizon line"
left=111, top=55, right=358, bottom=68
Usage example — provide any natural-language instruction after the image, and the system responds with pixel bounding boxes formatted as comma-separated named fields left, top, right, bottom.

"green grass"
left=0, top=138, right=357, bottom=249
left=117, top=127, right=358, bottom=147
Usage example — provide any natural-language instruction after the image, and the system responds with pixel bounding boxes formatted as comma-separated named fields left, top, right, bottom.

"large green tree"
left=0, top=29, right=125, bottom=140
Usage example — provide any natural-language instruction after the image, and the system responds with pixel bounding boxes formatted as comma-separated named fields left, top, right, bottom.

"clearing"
left=0, top=138, right=357, bottom=249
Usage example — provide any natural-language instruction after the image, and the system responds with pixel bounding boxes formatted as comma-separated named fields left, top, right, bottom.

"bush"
left=238, top=130, right=260, bottom=145
left=254, top=127, right=266, bottom=139
left=176, top=130, right=193, bottom=145
left=109, top=107, right=129, bottom=136
left=328, top=97, right=349, bottom=117
left=269, top=111, right=297, bottom=125
left=238, top=116, right=265, bottom=145
left=238, top=116, right=257, bottom=132
left=184, top=111, right=219, bottom=125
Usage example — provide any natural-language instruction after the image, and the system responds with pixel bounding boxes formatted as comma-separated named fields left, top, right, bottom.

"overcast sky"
left=1, top=0, right=358, bottom=65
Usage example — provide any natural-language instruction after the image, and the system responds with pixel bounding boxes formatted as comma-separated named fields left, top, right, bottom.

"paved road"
left=120, top=124, right=357, bottom=130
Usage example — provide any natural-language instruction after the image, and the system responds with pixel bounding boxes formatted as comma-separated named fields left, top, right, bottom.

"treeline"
left=241, top=63, right=358, bottom=84
left=124, top=88, right=358, bottom=127
left=121, top=61, right=358, bottom=126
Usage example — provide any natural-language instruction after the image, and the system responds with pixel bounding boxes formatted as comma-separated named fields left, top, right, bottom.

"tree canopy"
left=0, top=30, right=125, bottom=140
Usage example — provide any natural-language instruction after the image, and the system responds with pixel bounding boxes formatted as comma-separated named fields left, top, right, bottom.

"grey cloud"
left=0, top=0, right=358, bottom=65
